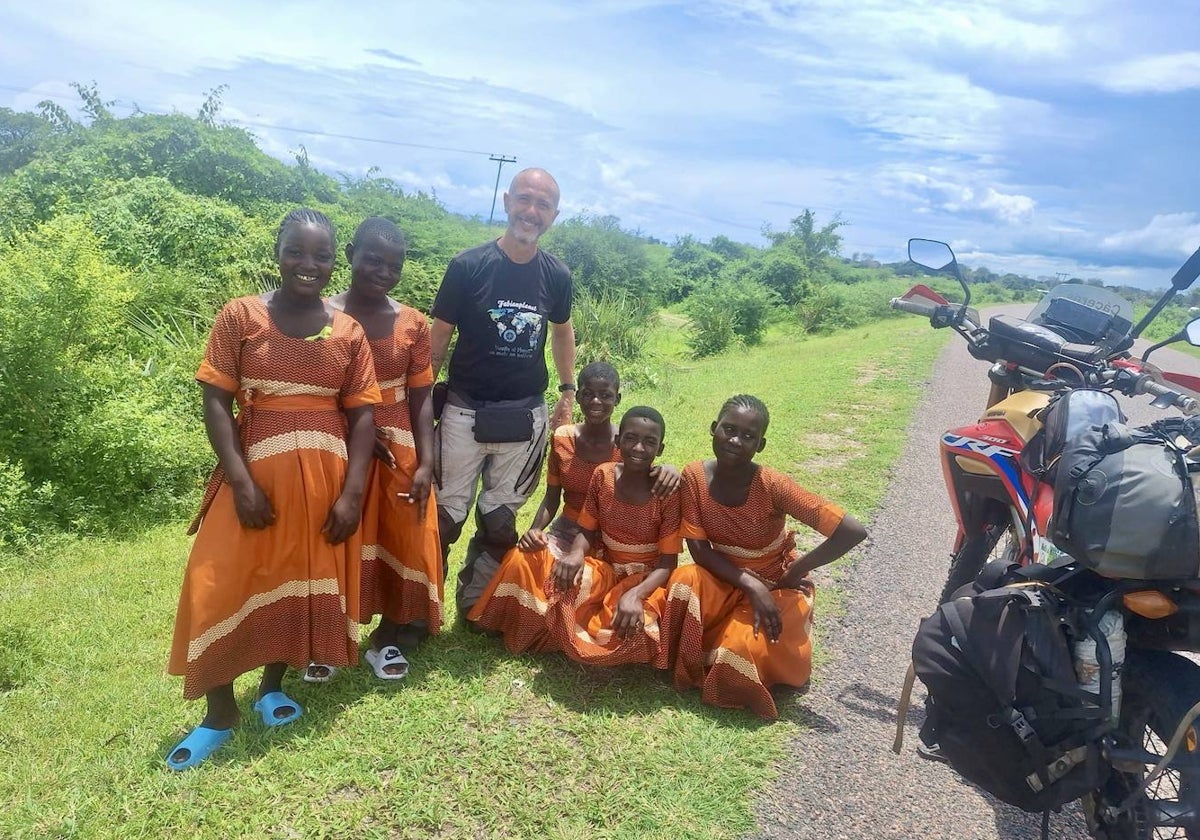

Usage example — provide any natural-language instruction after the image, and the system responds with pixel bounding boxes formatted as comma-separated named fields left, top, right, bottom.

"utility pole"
left=488, top=154, right=517, bottom=224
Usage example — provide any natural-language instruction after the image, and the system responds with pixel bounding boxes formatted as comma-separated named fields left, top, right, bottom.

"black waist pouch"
left=473, top=407, right=534, bottom=443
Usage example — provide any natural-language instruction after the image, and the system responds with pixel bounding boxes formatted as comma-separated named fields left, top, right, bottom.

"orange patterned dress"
left=355, top=305, right=443, bottom=633
left=542, top=426, right=621, bottom=551
left=467, top=462, right=680, bottom=664
left=660, top=461, right=845, bottom=719
left=555, top=462, right=681, bottom=666
left=548, top=426, right=620, bottom=521
left=169, top=297, right=381, bottom=700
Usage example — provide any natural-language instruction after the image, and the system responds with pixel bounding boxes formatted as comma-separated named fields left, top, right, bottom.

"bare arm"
left=686, top=538, right=765, bottom=591
left=407, top=383, right=435, bottom=521
left=777, top=513, right=867, bottom=589
left=549, top=318, right=577, bottom=428
left=551, top=527, right=594, bottom=592
left=202, top=382, right=274, bottom=529
left=430, top=317, right=454, bottom=380
left=612, top=558, right=675, bottom=638
left=323, top=404, right=376, bottom=544
left=687, top=537, right=782, bottom=642
left=518, top=485, right=564, bottom=550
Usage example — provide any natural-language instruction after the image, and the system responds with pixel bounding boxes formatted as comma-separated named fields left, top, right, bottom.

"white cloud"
left=1101, top=213, right=1200, bottom=257
left=1096, top=52, right=1200, bottom=94
left=710, top=0, right=1070, bottom=58
left=877, top=167, right=1036, bottom=224
left=977, top=189, right=1037, bottom=225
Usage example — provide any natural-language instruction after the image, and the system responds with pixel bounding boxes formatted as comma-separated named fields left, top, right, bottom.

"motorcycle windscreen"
left=1029, top=284, right=1134, bottom=344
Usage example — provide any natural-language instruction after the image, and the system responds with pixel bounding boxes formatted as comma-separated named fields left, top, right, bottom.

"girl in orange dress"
left=548, top=406, right=680, bottom=666
left=165, top=209, right=380, bottom=770
left=468, top=407, right=679, bottom=665
left=660, top=395, right=866, bottom=719
left=305, top=218, right=442, bottom=683
left=516, top=360, right=625, bottom=564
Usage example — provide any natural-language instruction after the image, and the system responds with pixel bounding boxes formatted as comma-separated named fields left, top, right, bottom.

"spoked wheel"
left=938, top=507, right=1021, bottom=603
left=1093, top=651, right=1200, bottom=839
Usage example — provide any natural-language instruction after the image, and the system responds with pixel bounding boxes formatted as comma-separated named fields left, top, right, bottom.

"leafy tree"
left=763, top=209, right=846, bottom=276
left=739, top=249, right=810, bottom=306
left=668, top=234, right=726, bottom=299
left=0, top=108, right=55, bottom=175
left=684, top=279, right=778, bottom=354
left=197, top=84, right=229, bottom=127
left=709, top=234, right=752, bottom=261
left=542, top=214, right=663, bottom=305
left=70, top=81, right=115, bottom=124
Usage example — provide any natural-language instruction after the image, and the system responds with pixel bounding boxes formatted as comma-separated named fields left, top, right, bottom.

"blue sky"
left=2, top=0, right=1199, bottom=288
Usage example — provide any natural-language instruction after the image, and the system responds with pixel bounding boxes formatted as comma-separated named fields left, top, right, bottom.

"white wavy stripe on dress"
left=240, top=378, right=339, bottom=398
left=711, top=529, right=785, bottom=560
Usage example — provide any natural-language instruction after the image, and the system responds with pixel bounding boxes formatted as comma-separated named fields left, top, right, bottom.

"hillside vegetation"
left=0, top=85, right=1179, bottom=547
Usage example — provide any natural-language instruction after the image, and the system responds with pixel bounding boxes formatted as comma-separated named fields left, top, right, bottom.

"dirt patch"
left=792, top=432, right=867, bottom=472
left=853, top=364, right=882, bottom=387
left=317, top=784, right=364, bottom=807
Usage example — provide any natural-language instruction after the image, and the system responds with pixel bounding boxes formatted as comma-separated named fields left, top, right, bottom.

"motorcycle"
left=892, top=238, right=1200, bottom=838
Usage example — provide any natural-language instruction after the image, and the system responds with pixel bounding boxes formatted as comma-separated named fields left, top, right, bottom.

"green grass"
left=0, top=316, right=948, bottom=839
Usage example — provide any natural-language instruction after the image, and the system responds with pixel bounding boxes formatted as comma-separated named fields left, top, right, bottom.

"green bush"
left=60, top=380, right=210, bottom=530
left=543, top=215, right=666, bottom=307
left=399, top=258, right=442, bottom=314
left=725, top=280, right=779, bottom=346
left=0, top=216, right=134, bottom=473
left=572, top=288, right=659, bottom=388
left=685, top=291, right=740, bottom=358
left=796, top=277, right=935, bottom=333
left=683, top=280, right=779, bottom=354
left=0, top=459, right=49, bottom=548
left=0, top=215, right=210, bottom=535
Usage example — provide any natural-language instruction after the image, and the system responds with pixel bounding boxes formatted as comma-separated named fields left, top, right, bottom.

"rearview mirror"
left=909, top=239, right=956, bottom=273
left=1186, top=318, right=1200, bottom=346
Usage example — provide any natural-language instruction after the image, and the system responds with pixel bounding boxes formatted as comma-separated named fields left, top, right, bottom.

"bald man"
left=430, top=167, right=577, bottom=621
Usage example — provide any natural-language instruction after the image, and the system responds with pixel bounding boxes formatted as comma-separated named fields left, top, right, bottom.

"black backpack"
left=911, top=576, right=1109, bottom=812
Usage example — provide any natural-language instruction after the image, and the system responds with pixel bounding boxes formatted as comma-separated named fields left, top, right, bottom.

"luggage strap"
left=893, top=662, right=917, bottom=755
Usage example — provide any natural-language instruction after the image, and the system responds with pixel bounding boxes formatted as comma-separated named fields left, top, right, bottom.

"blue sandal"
left=165, top=725, right=233, bottom=771
left=253, top=691, right=303, bottom=727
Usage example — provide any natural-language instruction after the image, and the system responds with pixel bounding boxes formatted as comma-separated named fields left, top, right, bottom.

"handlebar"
left=890, top=296, right=939, bottom=318
left=1064, top=366, right=1200, bottom=416
left=1135, top=375, right=1200, bottom=416
left=893, top=289, right=1200, bottom=416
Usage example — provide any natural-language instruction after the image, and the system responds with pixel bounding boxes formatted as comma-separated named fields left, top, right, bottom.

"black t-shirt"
left=432, top=240, right=573, bottom=402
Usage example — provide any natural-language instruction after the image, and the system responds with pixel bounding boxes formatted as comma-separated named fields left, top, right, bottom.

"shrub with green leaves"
left=572, top=288, right=659, bottom=387
left=0, top=215, right=208, bottom=535
left=0, top=459, right=43, bottom=548
left=683, top=279, right=779, bottom=355
left=685, top=289, right=740, bottom=358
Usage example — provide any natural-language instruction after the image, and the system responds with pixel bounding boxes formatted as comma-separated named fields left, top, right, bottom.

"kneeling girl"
left=660, top=395, right=866, bottom=719
left=468, top=406, right=680, bottom=666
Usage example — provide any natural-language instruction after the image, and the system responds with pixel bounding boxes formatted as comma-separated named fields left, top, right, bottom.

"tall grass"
left=572, top=287, right=660, bottom=388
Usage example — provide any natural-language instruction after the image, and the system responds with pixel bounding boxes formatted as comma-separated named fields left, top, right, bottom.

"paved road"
left=749, top=311, right=1200, bottom=840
